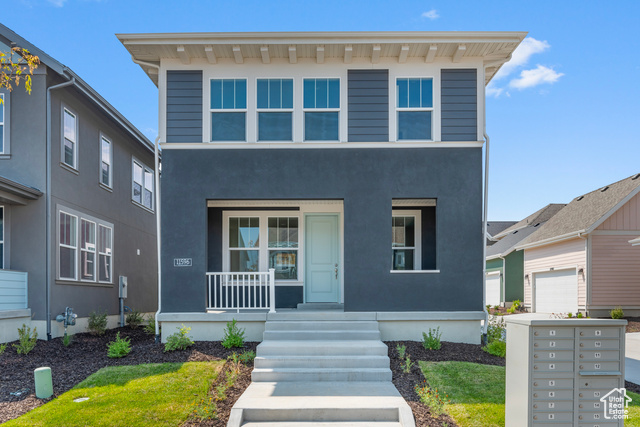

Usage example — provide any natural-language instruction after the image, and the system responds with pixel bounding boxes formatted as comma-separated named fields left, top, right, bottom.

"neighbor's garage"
left=533, top=269, right=578, bottom=313
left=485, top=272, right=501, bottom=306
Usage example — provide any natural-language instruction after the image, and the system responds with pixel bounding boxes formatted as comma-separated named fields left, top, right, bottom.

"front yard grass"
left=626, top=391, right=640, bottom=426
left=420, top=361, right=505, bottom=427
left=4, top=361, right=223, bottom=427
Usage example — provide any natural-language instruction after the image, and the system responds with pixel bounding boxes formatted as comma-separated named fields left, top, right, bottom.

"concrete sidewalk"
left=626, top=333, right=640, bottom=384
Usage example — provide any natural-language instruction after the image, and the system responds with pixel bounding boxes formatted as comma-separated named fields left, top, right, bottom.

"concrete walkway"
left=626, top=333, right=640, bottom=384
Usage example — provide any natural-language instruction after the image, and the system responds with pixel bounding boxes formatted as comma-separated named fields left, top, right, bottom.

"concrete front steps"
left=228, top=313, right=415, bottom=427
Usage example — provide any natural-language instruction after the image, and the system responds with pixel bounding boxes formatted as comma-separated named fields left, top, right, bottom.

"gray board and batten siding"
left=166, top=71, right=203, bottom=143
left=441, top=69, right=477, bottom=142
left=160, top=147, right=483, bottom=313
left=347, top=70, right=389, bottom=142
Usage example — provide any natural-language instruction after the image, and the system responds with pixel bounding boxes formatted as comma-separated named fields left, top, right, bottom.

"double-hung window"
left=100, top=135, right=112, bottom=188
left=303, top=78, right=339, bottom=141
left=268, top=217, right=299, bottom=280
left=257, top=79, right=293, bottom=141
left=396, top=78, right=433, bottom=141
left=132, top=158, right=154, bottom=211
left=0, top=206, right=4, bottom=269
left=210, top=79, right=246, bottom=141
left=0, top=93, right=5, bottom=154
left=228, top=217, right=260, bottom=272
left=392, top=210, right=422, bottom=270
left=58, top=207, right=113, bottom=283
left=63, top=108, right=78, bottom=168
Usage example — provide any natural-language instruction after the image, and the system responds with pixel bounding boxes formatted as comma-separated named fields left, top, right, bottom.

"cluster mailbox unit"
left=505, top=317, right=627, bottom=427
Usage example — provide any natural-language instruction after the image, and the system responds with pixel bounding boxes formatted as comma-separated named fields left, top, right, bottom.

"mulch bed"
left=625, top=317, right=640, bottom=333
left=386, top=341, right=505, bottom=427
left=0, top=326, right=257, bottom=424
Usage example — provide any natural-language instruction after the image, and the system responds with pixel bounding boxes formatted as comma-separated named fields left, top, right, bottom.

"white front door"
left=534, top=269, right=578, bottom=313
left=305, top=214, right=339, bottom=303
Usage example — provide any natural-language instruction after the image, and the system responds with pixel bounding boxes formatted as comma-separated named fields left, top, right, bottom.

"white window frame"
left=0, top=205, right=4, bottom=269
left=391, top=209, right=422, bottom=271
left=100, top=133, right=113, bottom=189
left=0, top=92, right=7, bottom=156
left=256, top=77, right=294, bottom=143
left=222, top=211, right=302, bottom=283
left=302, top=77, right=340, bottom=142
left=210, top=78, right=247, bottom=143
left=80, top=218, right=97, bottom=282
left=57, top=205, right=114, bottom=284
left=395, top=77, right=434, bottom=142
left=62, top=107, right=78, bottom=170
left=132, top=157, right=154, bottom=212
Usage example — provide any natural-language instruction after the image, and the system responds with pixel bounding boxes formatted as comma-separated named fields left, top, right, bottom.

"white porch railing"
left=206, top=269, right=275, bottom=313
left=0, top=270, right=28, bottom=310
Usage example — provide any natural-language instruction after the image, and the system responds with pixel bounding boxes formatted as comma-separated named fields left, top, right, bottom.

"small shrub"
left=0, top=343, right=6, bottom=355
left=13, top=324, right=37, bottom=355
left=493, top=305, right=500, bottom=311
left=401, top=355, right=414, bottom=373
left=486, top=316, right=506, bottom=344
left=164, top=324, right=194, bottom=352
left=239, top=350, right=256, bottom=364
left=144, top=315, right=158, bottom=335
left=62, top=334, right=72, bottom=347
left=577, top=312, right=584, bottom=319
left=482, top=340, right=507, bottom=358
left=126, top=309, right=144, bottom=328
left=221, top=319, right=245, bottom=349
left=567, top=312, right=573, bottom=318
left=107, top=332, right=131, bottom=358
left=611, top=306, right=624, bottom=319
left=396, top=343, right=407, bottom=359
left=415, top=382, right=449, bottom=416
left=422, top=327, right=442, bottom=350
left=507, top=299, right=523, bottom=314
left=88, top=310, right=108, bottom=336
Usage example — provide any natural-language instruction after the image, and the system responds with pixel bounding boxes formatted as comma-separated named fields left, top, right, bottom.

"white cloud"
left=509, top=65, right=564, bottom=89
left=47, top=0, right=67, bottom=6
left=421, top=9, right=439, bottom=20
left=485, top=83, right=503, bottom=98
left=494, top=37, right=550, bottom=81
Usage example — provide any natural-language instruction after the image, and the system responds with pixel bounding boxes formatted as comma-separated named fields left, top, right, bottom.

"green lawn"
left=4, top=362, right=223, bottom=427
left=626, top=391, right=640, bottom=426
left=420, top=361, right=505, bottom=427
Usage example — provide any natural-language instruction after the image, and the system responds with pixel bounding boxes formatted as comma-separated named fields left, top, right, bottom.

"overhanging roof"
left=117, top=31, right=527, bottom=86
left=0, top=175, right=43, bottom=205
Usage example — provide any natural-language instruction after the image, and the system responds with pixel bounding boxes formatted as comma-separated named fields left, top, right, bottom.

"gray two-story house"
left=119, top=31, right=526, bottom=344
left=0, top=24, right=158, bottom=342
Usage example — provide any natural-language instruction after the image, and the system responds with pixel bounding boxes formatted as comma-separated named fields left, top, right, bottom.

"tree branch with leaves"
left=0, top=46, right=40, bottom=103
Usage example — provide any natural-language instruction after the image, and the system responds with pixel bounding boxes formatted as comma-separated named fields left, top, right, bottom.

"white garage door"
left=486, top=273, right=501, bottom=306
left=534, top=269, right=578, bottom=313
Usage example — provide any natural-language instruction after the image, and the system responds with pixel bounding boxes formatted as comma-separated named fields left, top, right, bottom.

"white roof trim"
left=515, top=231, right=585, bottom=251
left=208, top=199, right=343, bottom=208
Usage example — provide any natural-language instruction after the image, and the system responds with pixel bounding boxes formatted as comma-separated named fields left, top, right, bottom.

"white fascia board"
left=486, top=254, right=503, bottom=261
left=515, top=231, right=585, bottom=251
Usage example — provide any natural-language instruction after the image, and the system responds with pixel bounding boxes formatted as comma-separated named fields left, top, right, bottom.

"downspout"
left=482, top=56, right=510, bottom=343
left=577, top=232, right=588, bottom=314
left=154, top=136, right=162, bottom=343
left=46, top=72, right=75, bottom=340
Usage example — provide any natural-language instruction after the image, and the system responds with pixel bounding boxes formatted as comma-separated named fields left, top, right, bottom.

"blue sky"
left=3, top=1, right=639, bottom=221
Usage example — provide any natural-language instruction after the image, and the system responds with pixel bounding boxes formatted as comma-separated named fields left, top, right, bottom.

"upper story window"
left=210, top=79, right=246, bottom=142
left=396, top=78, right=433, bottom=141
left=63, top=108, right=78, bottom=169
left=257, top=78, right=293, bottom=141
left=303, top=78, right=339, bottom=141
left=132, top=158, right=154, bottom=211
left=100, top=135, right=112, bottom=188
left=0, top=94, right=5, bottom=154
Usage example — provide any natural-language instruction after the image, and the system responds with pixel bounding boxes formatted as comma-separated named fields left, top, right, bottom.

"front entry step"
left=241, top=422, right=402, bottom=426
left=296, top=303, right=344, bottom=311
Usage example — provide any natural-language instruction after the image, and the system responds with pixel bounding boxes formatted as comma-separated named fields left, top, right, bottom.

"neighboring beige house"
left=515, top=173, right=640, bottom=317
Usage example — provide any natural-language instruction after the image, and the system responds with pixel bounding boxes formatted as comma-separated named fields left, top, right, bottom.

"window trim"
left=80, top=218, right=97, bottom=283
left=256, top=77, right=294, bottom=142
left=302, top=77, right=340, bottom=142
left=99, top=133, right=113, bottom=189
left=131, top=157, right=154, bottom=212
left=61, top=106, right=78, bottom=170
left=222, top=210, right=302, bottom=284
left=0, top=91, right=9, bottom=157
left=57, top=205, right=114, bottom=284
left=0, top=205, right=4, bottom=269
left=391, top=209, right=422, bottom=271
left=395, top=77, right=434, bottom=142
left=209, top=78, right=247, bottom=143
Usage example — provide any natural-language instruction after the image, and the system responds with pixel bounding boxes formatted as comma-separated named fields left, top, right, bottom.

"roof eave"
left=515, top=231, right=586, bottom=251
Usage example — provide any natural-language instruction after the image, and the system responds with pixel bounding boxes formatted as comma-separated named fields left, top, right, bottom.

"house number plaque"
left=174, top=258, right=193, bottom=267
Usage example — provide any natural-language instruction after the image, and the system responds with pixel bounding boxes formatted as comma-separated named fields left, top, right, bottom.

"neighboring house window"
left=257, top=78, right=293, bottom=141
left=210, top=79, right=246, bottom=141
left=268, top=217, right=298, bottom=280
left=224, top=212, right=300, bottom=281
left=132, top=158, right=154, bottom=211
left=63, top=108, right=78, bottom=168
left=0, top=206, right=4, bottom=269
left=303, top=78, right=339, bottom=141
left=396, top=78, right=433, bottom=141
left=58, top=207, right=113, bottom=283
left=392, top=210, right=422, bottom=270
left=0, top=93, right=5, bottom=154
left=100, top=135, right=112, bottom=188
left=59, top=211, right=78, bottom=280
